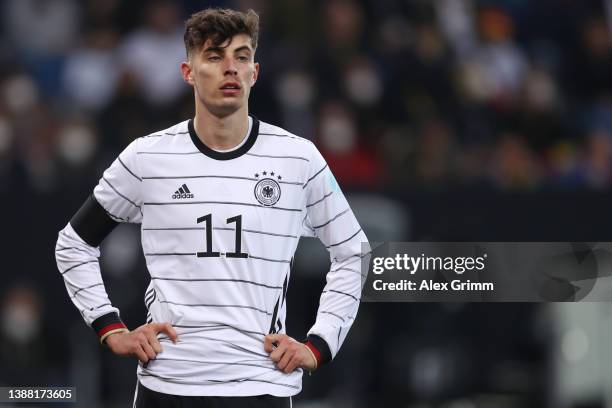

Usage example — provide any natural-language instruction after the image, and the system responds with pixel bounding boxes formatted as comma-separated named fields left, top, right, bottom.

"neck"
left=193, top=106, right=250, bottom=150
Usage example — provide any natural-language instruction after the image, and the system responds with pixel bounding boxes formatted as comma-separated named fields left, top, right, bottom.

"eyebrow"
left=203, top=45, right=253, bottom=54
left=233, top=46, right=252, bottom=54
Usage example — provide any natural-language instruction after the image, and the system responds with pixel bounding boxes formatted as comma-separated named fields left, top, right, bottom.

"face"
left=181, top=34, right=259, bottom=117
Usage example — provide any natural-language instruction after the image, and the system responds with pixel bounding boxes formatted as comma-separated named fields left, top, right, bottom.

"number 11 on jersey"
left=196, top=214, right=249, bottom=258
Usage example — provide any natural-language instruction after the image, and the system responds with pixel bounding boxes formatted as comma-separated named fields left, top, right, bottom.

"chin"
left=209, top=103, right=242, bottom=117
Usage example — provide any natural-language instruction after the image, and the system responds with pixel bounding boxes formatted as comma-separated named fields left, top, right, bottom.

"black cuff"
left=91, top=311, right=126, bottom=337
left=306, top=334, right=332, bottom=365
left=70, top=194, right=118, bottom=247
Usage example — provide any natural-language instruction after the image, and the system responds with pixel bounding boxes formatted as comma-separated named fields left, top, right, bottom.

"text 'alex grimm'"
left=372, top=279, right=495, bottom=292
left=370, top=253, right=495, bottom=292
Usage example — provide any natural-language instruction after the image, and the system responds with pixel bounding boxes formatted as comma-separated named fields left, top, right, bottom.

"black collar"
left=188, top=116, right=259, bottom=160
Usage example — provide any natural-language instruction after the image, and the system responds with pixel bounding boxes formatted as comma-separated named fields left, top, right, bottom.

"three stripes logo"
left=172, top=184, right=194, bottom=199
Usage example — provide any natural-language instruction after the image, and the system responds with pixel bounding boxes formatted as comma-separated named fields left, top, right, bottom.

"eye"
left=237, top=56, right=249, bottom=62
left=208, top=55, right=221, bottom=62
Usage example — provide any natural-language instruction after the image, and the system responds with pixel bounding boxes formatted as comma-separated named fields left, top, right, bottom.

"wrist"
left=304, top=334, right=331, bottom=366
left=303, top=342, right=319, bottom=371
left=101, top=327, right=129, bottom=347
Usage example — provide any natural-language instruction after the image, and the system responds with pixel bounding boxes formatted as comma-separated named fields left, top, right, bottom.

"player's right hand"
left=105, top=322, right=178, bottom=364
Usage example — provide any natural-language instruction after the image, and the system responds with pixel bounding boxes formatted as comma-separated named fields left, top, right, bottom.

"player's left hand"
left=264, top=333, right=317, bottom=374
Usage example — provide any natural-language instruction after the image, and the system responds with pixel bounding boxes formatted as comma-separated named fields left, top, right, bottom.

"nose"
left=223, top=58, right=238, bottom=76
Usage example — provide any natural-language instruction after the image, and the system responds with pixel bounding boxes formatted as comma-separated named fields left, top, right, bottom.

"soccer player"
left=55, top=8, right=368, bottom=407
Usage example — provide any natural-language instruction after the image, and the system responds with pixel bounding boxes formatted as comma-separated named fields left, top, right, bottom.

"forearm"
left=55, top=196, right=127, bottom=341
left=308, top=241, right=368, bottom=360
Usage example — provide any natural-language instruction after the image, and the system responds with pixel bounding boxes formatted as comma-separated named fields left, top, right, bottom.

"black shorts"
left=133, top=382, right=292, bottom=408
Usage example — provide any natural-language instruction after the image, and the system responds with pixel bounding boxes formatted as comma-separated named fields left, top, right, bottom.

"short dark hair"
left=183, top=8, right=259, bottom=57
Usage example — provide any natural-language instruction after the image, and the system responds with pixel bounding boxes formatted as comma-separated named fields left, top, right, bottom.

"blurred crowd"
left=1, top=0, right=612, bottom=194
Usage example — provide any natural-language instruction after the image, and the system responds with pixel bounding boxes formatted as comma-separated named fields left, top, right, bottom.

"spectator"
left=118, top=0, right=187, bottom=106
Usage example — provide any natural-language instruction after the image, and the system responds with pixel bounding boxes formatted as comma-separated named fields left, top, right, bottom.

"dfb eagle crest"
left=254, top=171, right=281, bottom=206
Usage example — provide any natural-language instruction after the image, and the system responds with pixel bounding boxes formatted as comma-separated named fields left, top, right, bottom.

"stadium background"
left=2, top=0, right=612, bottom=406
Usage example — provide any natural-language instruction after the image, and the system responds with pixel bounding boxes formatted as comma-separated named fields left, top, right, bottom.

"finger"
left=277, top=349, right=294, bottom=371
left=134, top=345, right=149, bottom=364
left=269, top=342, right=287, bottom=362
left=145, top=331, right=163, bottom=354
left=263, top=335, right=277, bottom=353
left=285, top=355, right=302, bottom=373
left=142, top=341, right=157, bottom=360
left=268, top=333, right=289, bottom=343
left=152, top=323, right=178, bottom=343
left=162, top=323, right=178, bottom=343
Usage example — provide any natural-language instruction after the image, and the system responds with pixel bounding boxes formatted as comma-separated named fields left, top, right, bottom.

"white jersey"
left=55, top=116, right=368, bottom=396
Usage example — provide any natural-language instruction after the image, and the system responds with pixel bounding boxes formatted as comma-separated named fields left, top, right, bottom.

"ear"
left=252, top=62, right=260, bottom=86
left=180, top=60, right=194, bottom=85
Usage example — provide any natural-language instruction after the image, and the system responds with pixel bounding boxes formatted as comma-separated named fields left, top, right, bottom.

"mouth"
left=220, top=82, right=241, bottom=95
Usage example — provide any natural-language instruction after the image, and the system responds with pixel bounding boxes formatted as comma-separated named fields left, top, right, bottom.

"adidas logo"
left=172, top=184, right=194, bottom=199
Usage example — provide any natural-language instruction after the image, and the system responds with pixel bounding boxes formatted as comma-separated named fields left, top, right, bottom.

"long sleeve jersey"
left=55, top=116, right=369, bottom=396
